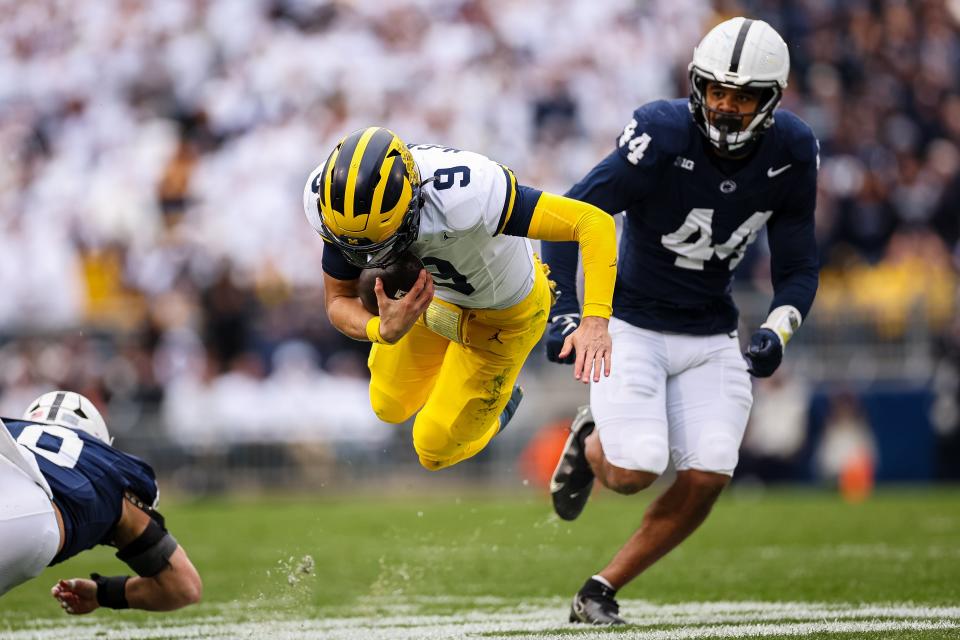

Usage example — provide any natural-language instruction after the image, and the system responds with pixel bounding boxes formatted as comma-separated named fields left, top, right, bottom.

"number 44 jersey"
left=317, top=144, right=539, bottom=310
left=567, top=99, right=820, bottom=335
left=2, top=418, right=159, bottom=565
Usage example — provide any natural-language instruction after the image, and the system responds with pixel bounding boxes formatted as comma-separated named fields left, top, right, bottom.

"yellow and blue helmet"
left=304, top=127, right=422, bottom=268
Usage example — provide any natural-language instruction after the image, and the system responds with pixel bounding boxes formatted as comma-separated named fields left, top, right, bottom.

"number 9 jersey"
left=313, top=144, right=539, bottom=310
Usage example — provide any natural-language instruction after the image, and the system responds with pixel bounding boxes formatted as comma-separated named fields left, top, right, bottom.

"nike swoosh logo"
left=767, top=164, right=792, bottom=178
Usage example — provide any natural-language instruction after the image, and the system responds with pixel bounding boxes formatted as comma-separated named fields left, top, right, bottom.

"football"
left=357, top=251, right=425, bottom=315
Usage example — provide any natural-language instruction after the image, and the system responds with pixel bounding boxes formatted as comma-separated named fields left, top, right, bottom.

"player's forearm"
left=770, top=267, right=818, bottom=321
left=325, top=295, right=377, bottom=342
left=124, top=548, right=201, bottom=611
left=540, top=240, right=580, bottom=316
left=528, top=193, right=617, bottom=319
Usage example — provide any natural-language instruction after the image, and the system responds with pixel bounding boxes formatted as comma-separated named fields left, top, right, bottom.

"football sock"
left=591, top=574, right=615, bottom=591
left=576, top=421, right=595, bottom=448
left=580, top=576, right=617, bottom=598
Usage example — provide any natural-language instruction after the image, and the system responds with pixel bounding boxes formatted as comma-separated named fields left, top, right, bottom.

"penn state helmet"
left=688, top=17, right=789, bottom=153
left=23, top=391, right=113, bottom=446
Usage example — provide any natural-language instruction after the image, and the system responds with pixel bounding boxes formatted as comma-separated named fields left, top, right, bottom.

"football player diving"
left=541, top=18, right=819, bottom=624
left=0, top=392, right=202, bottom=614
left=303, top=128, right=618, bottom=471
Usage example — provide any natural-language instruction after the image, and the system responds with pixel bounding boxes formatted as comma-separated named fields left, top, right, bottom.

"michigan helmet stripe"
left=317, top=151, right=332, bottom=215
left=329, top=129, right=364, bottom=221
left=343, top=127, right=380, bottom=221
left=323, top=142, right=343, bottom=221
left=354, top=128, right=396, bottom=216
left=385, top=176, right=413, bottom=221
left=728, top=18, right=755, bottom=73
left=380, top=153, right=406, bottom=215
left=369, top=150, right=394, bottom=217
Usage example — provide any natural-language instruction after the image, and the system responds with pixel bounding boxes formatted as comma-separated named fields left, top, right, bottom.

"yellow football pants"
left=368, top=261, right=552, bottom=471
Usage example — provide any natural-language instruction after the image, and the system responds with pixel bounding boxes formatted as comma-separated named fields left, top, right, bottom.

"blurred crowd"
left=0, top=0, right=957, bottom=473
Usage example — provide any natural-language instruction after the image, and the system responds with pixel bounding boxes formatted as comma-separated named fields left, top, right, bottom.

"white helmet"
left=688, top=17, right=789, bottom=153
left=23, top=391, right=113, bottom=446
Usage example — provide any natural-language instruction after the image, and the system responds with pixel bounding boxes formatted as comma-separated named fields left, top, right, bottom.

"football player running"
left=0, top=392, right=202, bottom=613
left=542, top=18, right=819, bottom=624
left=304, top=128, right=617, bottom=471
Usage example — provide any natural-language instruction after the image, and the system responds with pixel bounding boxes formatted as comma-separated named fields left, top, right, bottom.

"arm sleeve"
left=539, top=239, right=580, bottom=316
left=321, top=242, right=362, bottom=281
left=523, top=192, right=617, bottom=319
left=540, top=150, right=652, bottom=317
left=767, top=161, right=820, bottom=318
left=566, top=149, right=659, bottom=214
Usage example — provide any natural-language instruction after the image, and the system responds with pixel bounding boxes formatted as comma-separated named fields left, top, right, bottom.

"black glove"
left=546, top=313, right=581, bottom=364
left=744, top=328, right=783, bottom=378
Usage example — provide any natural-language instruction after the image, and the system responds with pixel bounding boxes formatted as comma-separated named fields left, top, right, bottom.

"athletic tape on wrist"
left=761, top=305, right=802, bottom=347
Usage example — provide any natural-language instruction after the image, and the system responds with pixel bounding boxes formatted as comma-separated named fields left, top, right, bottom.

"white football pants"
left=0, top=456, right=60, bottom=597
left=590, top=317, right=753, bottom=476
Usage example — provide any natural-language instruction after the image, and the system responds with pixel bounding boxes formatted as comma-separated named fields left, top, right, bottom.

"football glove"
left=546, top=313, right=581, bottom=364
left=744, top=328, right=783, bottom=378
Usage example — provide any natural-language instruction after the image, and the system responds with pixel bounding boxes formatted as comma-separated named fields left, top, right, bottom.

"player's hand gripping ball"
left=358, top=251, right=425, bottom=315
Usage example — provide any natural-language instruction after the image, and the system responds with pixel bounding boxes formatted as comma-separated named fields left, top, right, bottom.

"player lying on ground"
left=542, top=17, right=819, bottom=624
left=0, top=391, right=202, bottom=613
left=304, top=127, right=617, bottom=470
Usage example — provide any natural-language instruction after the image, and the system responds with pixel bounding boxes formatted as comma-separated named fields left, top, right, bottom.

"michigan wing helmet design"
left=689, top=17, right=789, bottom=153
left=23, top=391, right=112, bottom=445
left=305, top=127, right=423, bottom=268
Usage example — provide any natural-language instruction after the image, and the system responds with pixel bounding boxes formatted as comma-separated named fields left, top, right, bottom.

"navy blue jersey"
left=543, top=99, right=819, bottom=334
left=3, top=418, right=159, bottom=565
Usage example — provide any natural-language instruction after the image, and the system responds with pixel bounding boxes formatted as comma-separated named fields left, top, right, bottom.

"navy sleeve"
left=502, top=185, right=543, bottom=237
left=543, top=103, right=676, bottom=317
left=565, top=150, right=655, bottom=214
left=543, top=148, right=649, bottom=317
left=321, top=242, right=362, bottom=280
left=541, top=239, right=580, bottom=316
left=767, top=161, right=819, bottom=318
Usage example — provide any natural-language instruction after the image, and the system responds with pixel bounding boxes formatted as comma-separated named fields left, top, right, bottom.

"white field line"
left=3, top=600, right=959, bottom=640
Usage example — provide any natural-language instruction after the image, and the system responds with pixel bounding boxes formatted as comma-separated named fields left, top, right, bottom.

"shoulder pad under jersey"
left=634, top=99, right=692, bottom=155
left=771, top=109, right=820, bottom=165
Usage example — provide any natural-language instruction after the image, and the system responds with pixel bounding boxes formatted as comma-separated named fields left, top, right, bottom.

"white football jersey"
left=407, top=144, right=535, bottom=309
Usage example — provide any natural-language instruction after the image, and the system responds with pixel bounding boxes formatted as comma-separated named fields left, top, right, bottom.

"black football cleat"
left=551, top=405, right=595, bottom=521
left=497, top=384, right=524, bottom=434
left=569, top=578, right=627, bottom=625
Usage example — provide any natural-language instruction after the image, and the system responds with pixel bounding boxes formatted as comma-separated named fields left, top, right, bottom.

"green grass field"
left=1, top=487, right=957, bottom=639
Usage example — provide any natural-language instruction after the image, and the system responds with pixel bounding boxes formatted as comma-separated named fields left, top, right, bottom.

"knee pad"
left=694, top=430, right=740, bottom=475
left=369, top=386, right=418, bottom=424
left=411, top=413, right=455, bottom=468
left=600, top=429, right=670, bottom=475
